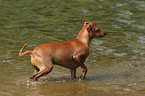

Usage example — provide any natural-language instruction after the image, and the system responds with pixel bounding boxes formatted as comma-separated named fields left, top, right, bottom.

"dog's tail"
left=19, top=44, right=33, bottom=57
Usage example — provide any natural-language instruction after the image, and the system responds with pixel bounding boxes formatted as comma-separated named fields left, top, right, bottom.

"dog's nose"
left=104, top=32, right=107, bottom=36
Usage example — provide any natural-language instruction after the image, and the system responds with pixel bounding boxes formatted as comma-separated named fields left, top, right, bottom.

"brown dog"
left=19, top=22, right=107, bottom=81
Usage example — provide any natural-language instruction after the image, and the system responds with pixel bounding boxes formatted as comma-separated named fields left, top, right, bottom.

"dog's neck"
left=76, top=27, right=91, bottom=47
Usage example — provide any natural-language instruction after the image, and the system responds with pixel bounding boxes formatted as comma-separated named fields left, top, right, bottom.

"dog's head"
left=84, top=22, right=107, bottom=39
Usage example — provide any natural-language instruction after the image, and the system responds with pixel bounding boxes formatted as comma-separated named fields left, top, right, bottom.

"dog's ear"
left=90, top=25, right=95, bottom=32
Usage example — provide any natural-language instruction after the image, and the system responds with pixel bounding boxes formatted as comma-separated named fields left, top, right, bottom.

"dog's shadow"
left=40, top=73, right=135, bottom=82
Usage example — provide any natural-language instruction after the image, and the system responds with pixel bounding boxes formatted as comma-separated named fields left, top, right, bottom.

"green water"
left=0, top=0, right=145, bottom=95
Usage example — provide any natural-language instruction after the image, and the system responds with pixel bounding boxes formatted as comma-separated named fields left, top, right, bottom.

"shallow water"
left=0, top=0, right=145, bottom=96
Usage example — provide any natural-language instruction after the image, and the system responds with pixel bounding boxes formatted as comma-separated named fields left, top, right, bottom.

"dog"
left=19, top=22, right=107, bottom=81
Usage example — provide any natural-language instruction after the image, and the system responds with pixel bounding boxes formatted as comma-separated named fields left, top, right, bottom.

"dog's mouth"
left=99, top=31, right=107, bottom=37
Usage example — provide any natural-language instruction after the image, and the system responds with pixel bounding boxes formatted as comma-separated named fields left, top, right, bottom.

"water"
left=0, top=0, right=145, bottom=95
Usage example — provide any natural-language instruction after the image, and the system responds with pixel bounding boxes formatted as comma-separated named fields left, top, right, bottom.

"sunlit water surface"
left=0, top=0, right=145, bottom=96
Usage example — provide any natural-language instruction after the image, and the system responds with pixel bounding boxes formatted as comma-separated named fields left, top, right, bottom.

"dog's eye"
left=97, top=29, right=100, bottom=32
left=85, top=22, right=89, bottom=24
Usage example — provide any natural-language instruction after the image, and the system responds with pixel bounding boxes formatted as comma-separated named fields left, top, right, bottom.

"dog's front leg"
left=70, top=69, right=76, bottom=80
left=73, top=51, right=87, bottom=79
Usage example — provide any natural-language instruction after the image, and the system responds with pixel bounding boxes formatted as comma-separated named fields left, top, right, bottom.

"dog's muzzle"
left=104, top=32, right=107, bottom=36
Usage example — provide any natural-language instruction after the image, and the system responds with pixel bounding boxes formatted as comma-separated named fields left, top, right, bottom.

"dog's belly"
left=52, top=57, right=80, bottom=69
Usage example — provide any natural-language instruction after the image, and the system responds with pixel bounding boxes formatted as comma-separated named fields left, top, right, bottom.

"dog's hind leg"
left=32, top=58, right=54, bottom=81
left=32, top=65, right=53, bottom=81
left=29, top=65, right=40, bottom=79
